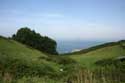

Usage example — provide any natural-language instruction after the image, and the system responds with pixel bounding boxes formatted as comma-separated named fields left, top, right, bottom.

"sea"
left=57, top=40, right=106, bottom=54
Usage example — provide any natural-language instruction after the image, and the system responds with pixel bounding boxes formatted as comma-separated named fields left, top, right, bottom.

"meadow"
left=0, top=36, right=125, bottom=83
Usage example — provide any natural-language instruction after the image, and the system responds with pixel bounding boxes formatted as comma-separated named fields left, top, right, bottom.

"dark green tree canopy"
left=12, top=27, right=58, bottom=55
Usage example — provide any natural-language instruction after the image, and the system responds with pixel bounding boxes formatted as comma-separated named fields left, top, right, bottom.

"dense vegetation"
left=0, top=35, right=125, bottom=83
left=12, top=27, right=58, bottom=55
left=0, top=36, right=77, bottom=83
left=67, top=40, right=125, bottom=83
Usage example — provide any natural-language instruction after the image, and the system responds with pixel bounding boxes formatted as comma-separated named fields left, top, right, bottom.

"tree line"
left=12, top=27, right=58, bottom=55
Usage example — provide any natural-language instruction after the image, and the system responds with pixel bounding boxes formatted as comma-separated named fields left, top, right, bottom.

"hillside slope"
left=0, top=36, right=125, bottom=83
left=69, top=41, right=125, bottom=68
left=0, top=36, right=74, bottom=83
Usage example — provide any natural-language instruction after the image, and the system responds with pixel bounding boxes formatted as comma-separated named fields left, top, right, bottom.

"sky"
left=0, top=0, right=125, bottom=41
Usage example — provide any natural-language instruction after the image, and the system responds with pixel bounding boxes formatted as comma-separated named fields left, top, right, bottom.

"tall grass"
left=0, top=37, right=125, bottom=83
left=68, top=62, right=125, bottom=83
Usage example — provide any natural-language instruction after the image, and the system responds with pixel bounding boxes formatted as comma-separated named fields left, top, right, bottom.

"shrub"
left=12, top=27, right=58, bottom=55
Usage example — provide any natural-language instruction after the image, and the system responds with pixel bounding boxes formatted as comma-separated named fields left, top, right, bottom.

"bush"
left=12, top=27, right=58, bottom=55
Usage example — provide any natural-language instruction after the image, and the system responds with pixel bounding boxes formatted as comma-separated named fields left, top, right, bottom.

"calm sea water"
left=57, top=40, right=105, bottom=54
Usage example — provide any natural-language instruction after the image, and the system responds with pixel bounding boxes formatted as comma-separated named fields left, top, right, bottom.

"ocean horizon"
left=57, top=40, right=106, bottom=54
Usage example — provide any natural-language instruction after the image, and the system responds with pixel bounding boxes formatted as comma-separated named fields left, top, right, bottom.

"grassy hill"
left=65, top=40, right=125, bottom=83
left=68, top=41, right=125, bottom=68
left=67, top=41, right=125, bottom=83
left=0, top=36, right=76, bottom=83
left=0, top=36, right=125, bottom=83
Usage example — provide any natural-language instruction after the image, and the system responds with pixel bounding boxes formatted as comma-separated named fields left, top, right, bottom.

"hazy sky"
left=0, top=0, right=124, bottom=41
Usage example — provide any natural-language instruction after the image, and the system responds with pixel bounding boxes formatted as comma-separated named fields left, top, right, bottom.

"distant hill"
left=68, top=40, right=125, bottom=68
left=62, top=40, right=125, bottom=55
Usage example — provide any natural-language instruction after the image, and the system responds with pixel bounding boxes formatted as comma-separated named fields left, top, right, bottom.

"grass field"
left=69, top=44, right=125, bottom=68
left=0, top=36, right=66, bottom=83
left=0, top=36, right=125, bottom=83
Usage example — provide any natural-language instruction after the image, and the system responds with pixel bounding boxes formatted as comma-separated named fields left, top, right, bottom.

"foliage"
left=0, top=37, right=77, bottom=82
left=95, top=59, right=125, bottom=82
left=12, top=27, right=58, bottom=55
left=39, top=55, right=76, bottom=65
left=0, top=35, right=125, bottom=83
left=15, top=76, right=64, bottom=83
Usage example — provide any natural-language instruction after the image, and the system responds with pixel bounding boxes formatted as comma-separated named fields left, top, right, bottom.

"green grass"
left=69, top=42, right=125, bottom=68
left=0, top=36, right=125, bottom=83
left=0, top=36, right=78, bottom=82
left=16, top=76, right=64, bottom=83
left=0, top=37, right=65, bottom=82
left=0, top=36, right=61, bottom=69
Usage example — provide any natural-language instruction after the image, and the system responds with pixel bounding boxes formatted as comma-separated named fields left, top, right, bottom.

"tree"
left=12, top=27, right=58, bottom=55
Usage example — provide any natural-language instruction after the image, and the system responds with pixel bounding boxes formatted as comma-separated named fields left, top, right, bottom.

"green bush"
left=12, top=27, right=58, bottom=55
